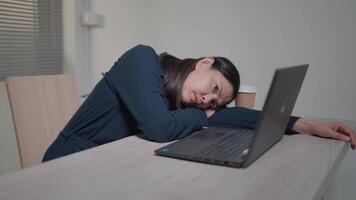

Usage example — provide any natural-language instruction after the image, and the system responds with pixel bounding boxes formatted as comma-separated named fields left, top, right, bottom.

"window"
left=0, top=0, right=62, bottom=80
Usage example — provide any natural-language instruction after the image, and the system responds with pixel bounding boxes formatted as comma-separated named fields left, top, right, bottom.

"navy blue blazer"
left=42, top=45, right=299, bottom=162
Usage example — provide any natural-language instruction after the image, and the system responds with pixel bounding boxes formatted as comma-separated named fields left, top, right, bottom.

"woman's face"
left=181, top=57, right=234, bottom=110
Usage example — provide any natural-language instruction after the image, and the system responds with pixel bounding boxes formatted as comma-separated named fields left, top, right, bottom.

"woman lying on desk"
left=42, top=45, right=356, bottom=162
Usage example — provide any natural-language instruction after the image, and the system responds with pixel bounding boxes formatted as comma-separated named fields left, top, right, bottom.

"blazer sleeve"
left=104, top=45, right=208, bottom=142
left=208, top=107, right=300, bottom=135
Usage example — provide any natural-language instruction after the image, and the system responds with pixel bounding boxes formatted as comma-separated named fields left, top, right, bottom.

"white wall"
left=62, top=0, right=93, bottom=96
left=88, top=0, right=356, bottom=199
left=89, top=1, right=153, bottom=82
left=90, top=0, right=356, bottom=121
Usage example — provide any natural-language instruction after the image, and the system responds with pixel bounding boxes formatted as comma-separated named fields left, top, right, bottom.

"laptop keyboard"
left=192, top=129, right=254, bottom=159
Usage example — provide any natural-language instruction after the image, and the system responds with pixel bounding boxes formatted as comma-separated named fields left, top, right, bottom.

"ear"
left=195, top=57, right=214, bottom=71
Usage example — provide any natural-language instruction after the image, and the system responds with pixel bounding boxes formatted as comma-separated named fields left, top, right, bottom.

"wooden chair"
left=5, top=74, right=81, bottom=168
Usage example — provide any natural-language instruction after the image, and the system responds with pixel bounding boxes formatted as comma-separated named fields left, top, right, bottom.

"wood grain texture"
left=5, top=74, right=81, bottom=168
left=0, top=120, right=353, bottom=200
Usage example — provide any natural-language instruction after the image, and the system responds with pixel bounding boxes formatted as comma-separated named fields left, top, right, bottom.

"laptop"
left=154, top=64, right=308, bottom=168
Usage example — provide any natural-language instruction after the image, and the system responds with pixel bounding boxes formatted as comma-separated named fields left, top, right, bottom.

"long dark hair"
left=160, top=53, right=240, bottom=109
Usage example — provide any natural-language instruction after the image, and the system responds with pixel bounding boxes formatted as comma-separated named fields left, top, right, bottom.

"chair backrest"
left=5, top=74, right=81, bottom=168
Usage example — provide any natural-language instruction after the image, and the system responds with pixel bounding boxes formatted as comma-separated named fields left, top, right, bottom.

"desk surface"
left=0, top=119, right=354, bottom=200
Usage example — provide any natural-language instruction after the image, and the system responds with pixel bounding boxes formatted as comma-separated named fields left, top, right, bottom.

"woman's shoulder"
left=117, top=44, right=159, bottom=70
left=107, top=44, right=162, bottom=79
left=124, top=45, right=161, bottom=73
left=133, top=44, right=155, bottom=51
left=124, top=44, right=157, bottom=59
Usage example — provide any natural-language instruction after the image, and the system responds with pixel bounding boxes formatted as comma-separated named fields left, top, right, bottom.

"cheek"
left=181, top=71, right=211, bottom=102
left=181, top=74, right=201, bottom=103
left=185, top=75, right=210, bottom=94
left=181, top=79, right=191, bottom=103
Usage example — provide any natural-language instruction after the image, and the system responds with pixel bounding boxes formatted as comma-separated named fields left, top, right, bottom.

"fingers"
left=308, top=121, right=356, bottom=150
left=329, top=130, right=350, bottom=142
left=336, top=123, right=352, bottom=135
left=351, top=133, right=356, bottom=150
left=335, top=123, right=356, bottom=150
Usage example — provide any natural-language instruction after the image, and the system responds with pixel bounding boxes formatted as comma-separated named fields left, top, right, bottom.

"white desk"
left=0, top=120, right=354, bottom=200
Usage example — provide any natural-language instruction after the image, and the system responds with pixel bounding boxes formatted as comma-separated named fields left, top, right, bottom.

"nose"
left=200, top=94, right=218, bottom=105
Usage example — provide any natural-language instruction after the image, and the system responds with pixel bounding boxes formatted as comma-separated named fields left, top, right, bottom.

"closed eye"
left=213, top=83, right=219, bottom=93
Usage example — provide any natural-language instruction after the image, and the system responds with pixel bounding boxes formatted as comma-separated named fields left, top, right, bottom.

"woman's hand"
left=292, top=118, right=356, bottom=149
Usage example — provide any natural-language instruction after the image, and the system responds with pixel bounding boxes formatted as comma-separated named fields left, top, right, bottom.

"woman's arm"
left=209, top=107, right=356, bottom=149
left=208, top=107, right=299, bottom=134
left=104, top=45, right=208, bottom=142
left=292, top=118, right=356, bottom=149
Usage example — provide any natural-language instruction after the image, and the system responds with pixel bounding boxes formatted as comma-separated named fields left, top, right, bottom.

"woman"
left=42, top=45, right=356, bottom=162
